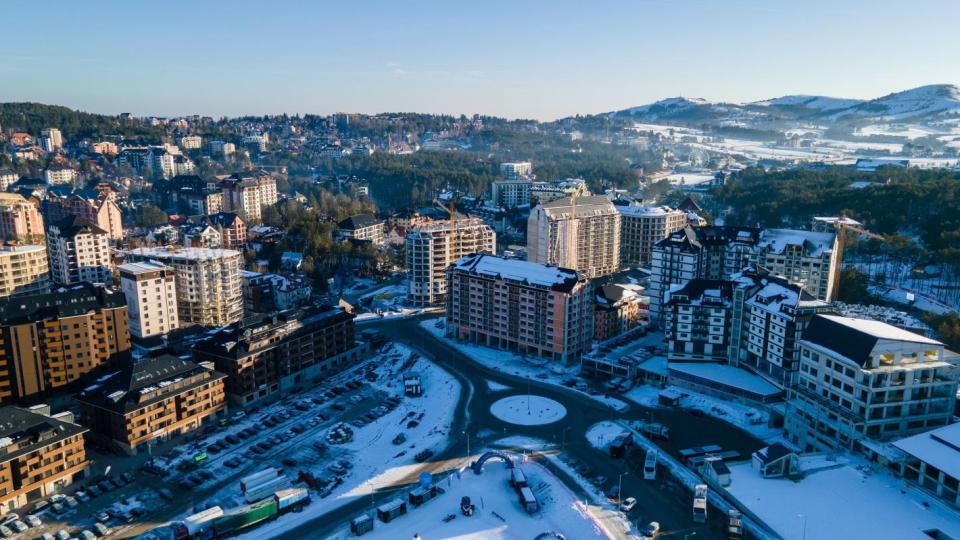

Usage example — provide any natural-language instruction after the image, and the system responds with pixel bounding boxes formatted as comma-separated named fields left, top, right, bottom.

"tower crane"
left=830, top=216, right=886, bottom=301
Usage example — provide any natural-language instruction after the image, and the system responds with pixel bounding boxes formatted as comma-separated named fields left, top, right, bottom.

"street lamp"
left=462, top=430, right=471, bottom=459
left=617, top=471, right=628, bottom=504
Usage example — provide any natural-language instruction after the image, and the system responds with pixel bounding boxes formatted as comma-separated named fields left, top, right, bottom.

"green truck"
left=211, top=499, right=278, bottom=537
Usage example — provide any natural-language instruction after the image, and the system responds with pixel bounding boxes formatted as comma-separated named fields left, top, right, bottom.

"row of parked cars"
left=349, top=395, right=401, bottom=428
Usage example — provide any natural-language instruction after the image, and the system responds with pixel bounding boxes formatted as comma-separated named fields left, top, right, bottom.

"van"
left=643, top=450, right=658, bottom=480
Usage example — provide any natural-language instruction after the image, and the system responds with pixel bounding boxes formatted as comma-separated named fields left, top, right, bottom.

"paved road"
left=277, top=317, right=767, bottom=539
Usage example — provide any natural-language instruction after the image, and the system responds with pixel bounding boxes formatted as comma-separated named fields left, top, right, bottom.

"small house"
left=752, top=443, right=798, bottom=478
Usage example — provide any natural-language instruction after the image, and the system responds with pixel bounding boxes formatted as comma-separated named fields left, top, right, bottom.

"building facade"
left=786, top=314, right=958, bottom=453
left=499, top=161, right=532, bottom=180
left=0, top=283, right=131, bottom=403
left=125, top=247, right=243, bottom=327
left=446, top=254, right=593, bottom=363
left=193, top=307, right=361, bottom=407
left=118, top=261, right=179, bottom=339
left=220, top=172, right=278, bottom=223
left=617, top=205, right=687, bottom=268
left=0, top=193, right=44, bottom=243
left=0, top=245, right=50, bottom=299
left=337, top=214, right=385, bottom=246
left=491, top=179, right=533, bottom=209
left=77, top=355, right=226, bottom=455
left=46, top=217, right=112, bottom=285
left=0, top=406, right=88, bottom=515
left=527, top=195, right=621, bottom=278
left=406, top=218, right=496, bottom=306
left=594, top=283, right=648, bottom=342
left=43, top=189, right=124, bottom=241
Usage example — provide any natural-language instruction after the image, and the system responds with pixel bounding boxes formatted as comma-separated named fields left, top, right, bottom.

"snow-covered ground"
left=162, top=344, right=462, bottom=539
left=321, top=448, right=613, bottom=540
left=490, top=395, right=567, bottom=426
left=419, top=318, right=628, bottom=412
left=486, top=380, right=511, bottom=392
left=624, top=385, right=783, bottom=443
left=728, top=455, right=960, bottom=540
left=585, top=421, right=628, bottom=450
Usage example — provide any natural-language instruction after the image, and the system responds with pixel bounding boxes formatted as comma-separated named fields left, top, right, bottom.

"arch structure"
left=470, top=451, right=515, bottom=474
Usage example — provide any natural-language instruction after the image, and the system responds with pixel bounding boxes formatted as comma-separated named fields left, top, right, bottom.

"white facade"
left=44, top=168, right=76, bottom=186
left=491, top=179, right=533, bottom=208
left=405, top=218, right=496, bottom=306
left=118, top=261, right=179, bottom=339
left=41, top=128, right=63, bottom=150
left=221, top=174, right=278, bottom=222
left=179, top=135, right=203, bottom=150
left=499, top=161, right=532, bottom=180
left=46, top=220, right=112, bottom=285
left=527, top=195, right=621, bottom=278
left=618, top=205, right=688, bottom=268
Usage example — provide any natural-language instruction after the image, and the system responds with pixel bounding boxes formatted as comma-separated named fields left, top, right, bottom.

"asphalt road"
left=276, top=317, right=767, bottom=539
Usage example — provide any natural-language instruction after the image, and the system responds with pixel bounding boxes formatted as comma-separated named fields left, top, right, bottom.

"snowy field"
left=490, top=395, right=567, bottom=426
left=728, top=456, right=960, bottom=540
left=175, top=344, right=462, bottom=539
left=420, top=318, right=628, bottom=412
left=321, top=450, right=612, bottom=540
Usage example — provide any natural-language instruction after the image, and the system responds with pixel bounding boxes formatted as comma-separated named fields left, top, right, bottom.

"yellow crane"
left=830, top=216, right=886, bottom=301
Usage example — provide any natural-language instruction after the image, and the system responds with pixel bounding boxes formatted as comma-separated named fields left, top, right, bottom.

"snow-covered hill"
left=831, top=84, right=960, bottom=120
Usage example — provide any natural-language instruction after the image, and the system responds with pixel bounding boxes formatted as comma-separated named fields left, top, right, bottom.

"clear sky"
left=4, top=0, right=958, bottom=120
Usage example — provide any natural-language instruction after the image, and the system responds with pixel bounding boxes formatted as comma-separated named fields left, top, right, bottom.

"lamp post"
left=617, top=471, right=628, bottom=505
left=463, top=430, right=471, bottom=459
left=798, top=513, right=807, bottom=540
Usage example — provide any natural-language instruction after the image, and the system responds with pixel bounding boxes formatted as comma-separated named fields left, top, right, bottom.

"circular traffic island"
left=490, top=395, right=567, bottom=426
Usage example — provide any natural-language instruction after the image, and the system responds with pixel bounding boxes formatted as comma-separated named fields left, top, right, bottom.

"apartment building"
left=76, top=355, right=226, bottom=455
left=491, top=178, right=533, bottom=209
left=650, top=225, right=837, bottom=318
left=406, top=218, right=496, bottom=306
left=46, top=216, right=112, bottom=285
left=446, top=254, right=593, bottom=363
left=786, top=314, right=958, bottom=453
left=43, top=166, right=76, bottom=186
left=118, top=261, right=179, bottom=339
left=179, top=135, right=203, bottom=150
left=193, top=307, right=361, bottom=407
left=527, top=195, right=621, bottom=278
left=220, top=172, right=278, bottom=222
left=0, top=193, right=45, bottom=242
left=43, top=188, right=124, bottom=241
left=0, top=406, right=88, bottom=515
left=337, top=214, right=384, bottom=246
left=40, top=128, right=63, bottom=150
left=208, top=140, right=236, bottom=159
left=0, top=283, right=131, bottom=403
left=90, top=141, right=118, bottom=156
left=529, top=178, right=589, bottom=205
left=617, top=204, right=687, bottom=268
left=664, top=279, right=738, bottom=362
left=499, top=161, right=533, bottom=180
left=892, top=422, right=960, bottom=510
left=125, top=247, right=243, bottom=327
left=206, top=212, right=246, bottom=248
left=0, top=170, right=18, bottom=191
left=594, top=283, right=648, bottom=342
left=0, top=244, right=50, bottom=299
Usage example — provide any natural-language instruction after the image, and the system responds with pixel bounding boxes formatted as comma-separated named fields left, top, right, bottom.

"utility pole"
left=617, top=471, right=628, bottom=505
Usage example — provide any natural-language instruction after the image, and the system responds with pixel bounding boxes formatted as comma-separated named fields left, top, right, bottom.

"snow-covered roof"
left=616, top=205, right=681, bottom=218
left=759, top=228, right=835, bottom=257
left=893, top=422, right=960, bottom=482
left=452, top=254, right=583, bottom=292
left=745, top=278, right=828, bottom=317
left=126, top=246, right=241, bottom=261
left=817, top=314, right=941, bottom=346
left=668, top=362, right=781, bottom=397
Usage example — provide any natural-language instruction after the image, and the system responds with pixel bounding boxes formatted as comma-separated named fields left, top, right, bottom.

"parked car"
left=92, top=522, right=110, bottom=537
left=64, top=496, right=78, bottom=509
left=79, top=530, right=97, bottom=540
left=25, top=514, right=42, bottom=527
left=620, top=497, right=637, bottom=512
left=95, top=511, right=110, bottom=522
left=55, top=530, right=70, bottom=540
left=640, top=521, right=661, bottom=540
left=230, top=411, right=246, bottom=421
left=414, top=449, right=434, bottom=463
left=9, top=521, right=28, bottom=533
left=158, top=488, right=173, bottom=501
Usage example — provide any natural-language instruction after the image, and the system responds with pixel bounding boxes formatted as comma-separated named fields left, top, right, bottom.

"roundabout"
left=490, top=395, right=567, bottom=426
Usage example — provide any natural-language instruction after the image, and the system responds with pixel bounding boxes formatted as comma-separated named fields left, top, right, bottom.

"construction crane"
left=434, top=196, right=458, bottom=262
left=830, top=216, right=886, bottom=301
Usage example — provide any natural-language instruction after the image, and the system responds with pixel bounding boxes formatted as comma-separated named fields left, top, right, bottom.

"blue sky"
left=4, top=0, right=958, bottom=120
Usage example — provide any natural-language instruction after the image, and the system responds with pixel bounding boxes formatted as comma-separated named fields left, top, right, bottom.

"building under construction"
left=527, top=195, right=621, bottom=278
left=406, top=217, right=496, bottom=306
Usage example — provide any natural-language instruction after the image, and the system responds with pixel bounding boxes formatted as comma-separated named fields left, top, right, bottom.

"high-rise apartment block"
left=786, top=315, right=958, bottom=453
left=527, top=195, right=621, bottom=278
left=499, top=161, right=532, bottom=180
left=406, top=218, right=496, bottom=306
left=40, top=128, right=63, bottom=151
left=220, top=172, right=278, bottom=222
left=446, top=254, right=593, bottom=363
left=125, top=247, right=243, bottom=327
left=0, top=193, right=45, bottom=242
left=0, top=244, right=50, bottom=299
left=43, top=188, right=124, bottom=241
left=118, top=261, right=179, bottom=339
left=617, top=204, right=687, bottom=268
left=46, top=216, right=112, bottom=285
left=0, top=283, right=130, bottom=403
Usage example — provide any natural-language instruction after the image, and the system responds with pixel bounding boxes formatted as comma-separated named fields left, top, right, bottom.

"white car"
left=640, top=521, right=660, bottom=540
left=620, top=497, right=637, bottom=512
left=26, top=515, right=42, bottom=527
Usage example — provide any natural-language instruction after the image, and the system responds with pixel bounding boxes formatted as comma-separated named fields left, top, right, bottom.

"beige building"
left=786, top=314, right=958, bottom=453
left=118, top=261, right=179, bottom=339
left=406, top=218, right=496, bottom=306
left=0, top=193, right=45, bottom=242
left=125, top=246, right=243, bottom=327
left=446, top=254, right=593, bottom=363
left=46, top=216, right=112, bottom=285
left=44, top=189, right=124, bottom=241
left=617, top=205, right=687, bottom=268
left=0, top=244, right=50, bottom=299
left=220, top=172, right=278, bottom=223
left=527, top=195, right=621, bottom=278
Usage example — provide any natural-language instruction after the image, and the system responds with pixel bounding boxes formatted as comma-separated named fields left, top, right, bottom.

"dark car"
left=414, top=449, right=433, bottom=462
left=226, top=435, right=241, bottom=445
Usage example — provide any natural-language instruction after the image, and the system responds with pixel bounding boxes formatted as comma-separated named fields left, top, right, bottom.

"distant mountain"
left=612, top=84, right=960, bottom=130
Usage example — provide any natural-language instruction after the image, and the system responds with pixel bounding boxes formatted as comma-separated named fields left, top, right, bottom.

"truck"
left=518, top=486, right=539, bottom=513
left=692, top=484, right=708, bottom=523
left=643, top=450, right=658, bottom=480
left=210, top=499, right=278, bottom=537
left=240, top=468, right=278, bottom=493
left=636, top=422, right=670, bottom=440
left=375, top=499, right=406, bottom=523
left=171, top=507, right=223, bottom=539
left=509, top=468, right=528, bottom=489
left=274, top=488, right=310, bottom=513
left=244, top=476, right=292, bottom=503
left=727, top=509, right=744, bottom=539
left=609, top=432, right=634, bottom=458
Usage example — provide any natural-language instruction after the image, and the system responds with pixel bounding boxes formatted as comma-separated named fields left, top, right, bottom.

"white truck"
left=245, top=476, right=292, bottom=503
left=274, top=488, right=310, bottom=513
left=171, top=506, right=223, bottom=538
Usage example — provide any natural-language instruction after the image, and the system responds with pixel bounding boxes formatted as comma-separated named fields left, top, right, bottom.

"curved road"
left=277, top=317, right=766, bottom=539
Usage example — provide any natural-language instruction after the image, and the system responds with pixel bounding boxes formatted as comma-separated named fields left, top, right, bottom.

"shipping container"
left=274, top=488, right=310, bottom=513
left=350, top=514, right=374, bottom=536
left=518, top=486, right=539, bottom=513
left=407, top=486, right=437, bottom=507
left=240, top=468, right=279, bottom=493
left=244, top=477, right=292, bottom=503
left=172, top=506, right=223, bottom=538
left=375, top=499, right=406, bottom=523
left=211, top=499, right=278, bottom=537
left=509, top=469, right=527, bottom=489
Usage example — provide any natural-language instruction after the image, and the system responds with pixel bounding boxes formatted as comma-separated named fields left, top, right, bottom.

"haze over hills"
left=612, top=84, right=960, bottom=131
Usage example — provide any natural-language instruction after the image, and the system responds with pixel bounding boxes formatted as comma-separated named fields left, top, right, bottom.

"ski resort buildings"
left=527, top=195, right=621, bottom=278
left=406, top=218, right=496, bottom=306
